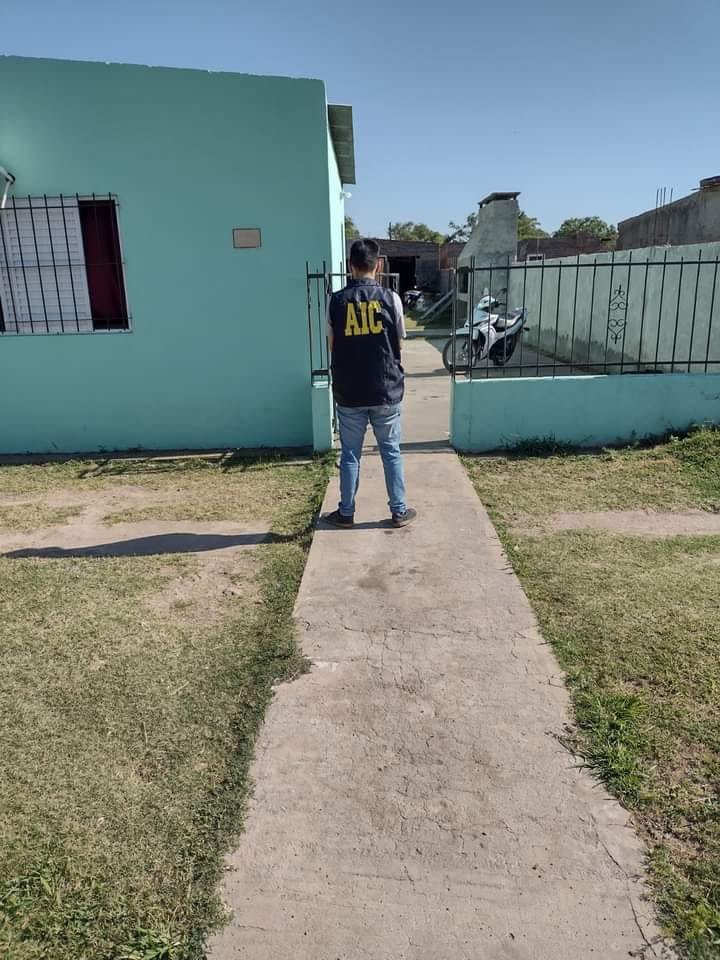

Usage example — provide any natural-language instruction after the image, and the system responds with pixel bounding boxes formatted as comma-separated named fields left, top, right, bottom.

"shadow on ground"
left=4, top=531, right=277, bottom=559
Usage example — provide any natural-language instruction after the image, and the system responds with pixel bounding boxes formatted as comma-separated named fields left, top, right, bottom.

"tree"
left=553, top=217, right=618, bottom=241
left=388, top=221, right=445, bottom=245
left=518, top=211, right=548, bottom=240
left=446, top=212, right=478, bottom=243
left=344, top=215, right=359, bottom=238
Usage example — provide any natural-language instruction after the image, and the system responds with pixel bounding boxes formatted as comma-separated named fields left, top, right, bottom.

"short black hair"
left=349, top=238, right=380, bottom=272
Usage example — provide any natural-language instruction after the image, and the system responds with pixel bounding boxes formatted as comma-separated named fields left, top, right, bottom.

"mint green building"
left=0, top=56, right=352, bottom=454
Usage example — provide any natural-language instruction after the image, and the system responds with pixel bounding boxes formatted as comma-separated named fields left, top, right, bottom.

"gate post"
left=311, top=376, right=333, bottom=453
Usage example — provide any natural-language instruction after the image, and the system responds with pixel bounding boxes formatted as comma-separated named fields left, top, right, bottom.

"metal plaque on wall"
left=232, top=228, right=261, bottom=249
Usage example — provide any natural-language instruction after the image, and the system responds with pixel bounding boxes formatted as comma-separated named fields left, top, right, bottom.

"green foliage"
left=388, top=221, right=445, bottom=244
left=553, top=216, right=618, bottom=241
left=344, top=215, right=359, bottom=238
left=517, top=210, right=548, bottom=240
left=446, top=212, right=478, bottom=242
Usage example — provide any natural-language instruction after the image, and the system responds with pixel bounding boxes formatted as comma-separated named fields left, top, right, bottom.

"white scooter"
left=442, top=294, right=527, bottom=372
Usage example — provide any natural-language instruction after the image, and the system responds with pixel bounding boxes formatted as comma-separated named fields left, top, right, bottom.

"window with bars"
left=0, top=195, right=129, bottom=334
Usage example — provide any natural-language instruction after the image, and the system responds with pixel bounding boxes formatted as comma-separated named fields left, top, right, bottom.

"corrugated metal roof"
left=328, top=104, right=356, bottom=185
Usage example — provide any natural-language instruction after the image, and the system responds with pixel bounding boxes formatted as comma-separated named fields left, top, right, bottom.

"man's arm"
left=391, top=291, right=406, bottom=348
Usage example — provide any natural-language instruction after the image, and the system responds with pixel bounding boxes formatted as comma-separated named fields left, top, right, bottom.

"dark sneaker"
left=391, top=508, right=417, bottom=528
left=322, top=509, right=354, bottom=528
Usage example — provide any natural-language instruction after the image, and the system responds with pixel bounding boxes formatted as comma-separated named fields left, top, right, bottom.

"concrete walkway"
left=209, top=341, right=670, bottom=959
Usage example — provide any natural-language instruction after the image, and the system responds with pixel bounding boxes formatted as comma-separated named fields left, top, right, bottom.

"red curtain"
left=78, top=199, right=128, bottom=330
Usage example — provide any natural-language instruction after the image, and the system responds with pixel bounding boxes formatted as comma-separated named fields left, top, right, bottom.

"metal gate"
left=449, top=252, right=720, bottom=383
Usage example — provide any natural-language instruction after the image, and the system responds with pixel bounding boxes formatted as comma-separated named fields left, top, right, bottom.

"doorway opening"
left=388, top=256, right=417, bottom=294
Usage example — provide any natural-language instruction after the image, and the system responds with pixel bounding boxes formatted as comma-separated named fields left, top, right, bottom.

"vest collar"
left=348, top=277, right=380, bottom=287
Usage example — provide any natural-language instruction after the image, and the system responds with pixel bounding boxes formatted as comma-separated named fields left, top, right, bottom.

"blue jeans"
left=336, top=404, right=406, bottom=517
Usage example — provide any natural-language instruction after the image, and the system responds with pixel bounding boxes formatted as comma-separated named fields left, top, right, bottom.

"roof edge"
left=328, top=104, right=356, bottom=185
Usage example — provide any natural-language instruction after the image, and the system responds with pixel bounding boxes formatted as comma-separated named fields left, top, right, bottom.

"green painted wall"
left=451, top=373, right=720, bottom=452
left=0, top=55, right=340, bottom=454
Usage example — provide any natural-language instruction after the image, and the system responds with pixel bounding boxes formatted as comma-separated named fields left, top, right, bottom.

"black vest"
left=329, top=279, right=405, bottom=407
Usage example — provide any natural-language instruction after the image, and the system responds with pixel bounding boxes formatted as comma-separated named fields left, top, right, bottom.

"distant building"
left=439, top=241, right=465, bottom=269
left=347, top=237, right=440, bottom=292
left=618, top=176, right=720, bottom=250
left=517, top=235, right=614, bottom=262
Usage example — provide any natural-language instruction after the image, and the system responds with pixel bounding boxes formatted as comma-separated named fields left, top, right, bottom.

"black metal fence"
left=306, top=264, right=400, bottom=378
left=0, top=194, right=129, bottom=335
left=451, top=253, right=720, bottom=380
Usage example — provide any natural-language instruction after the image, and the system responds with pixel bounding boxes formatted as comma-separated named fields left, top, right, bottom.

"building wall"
left=517, top=235, right=613, bottom=261
left=457, top=197, right=519, bottom=318
left=452, top=373, right=720, bottom=452
left=507, top=242, right=720, bottom=373
left=618, top=185, right=720, bottom=250
left=348, top=238, right=440, bottom=290
left=0, top=55, right=337, bottom=454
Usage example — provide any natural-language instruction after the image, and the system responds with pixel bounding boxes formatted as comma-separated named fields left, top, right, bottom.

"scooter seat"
left=493, top=311, right=522, bottom=331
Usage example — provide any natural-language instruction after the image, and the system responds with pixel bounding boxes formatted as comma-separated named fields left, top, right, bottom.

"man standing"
left=324, top=238, right=416, bottom=528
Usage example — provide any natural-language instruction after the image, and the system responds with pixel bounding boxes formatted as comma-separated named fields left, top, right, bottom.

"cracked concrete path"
left=209, top=444, right=671, bottom=959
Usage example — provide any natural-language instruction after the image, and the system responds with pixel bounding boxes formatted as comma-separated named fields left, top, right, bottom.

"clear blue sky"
left=4, top=0, right=719, bottom=237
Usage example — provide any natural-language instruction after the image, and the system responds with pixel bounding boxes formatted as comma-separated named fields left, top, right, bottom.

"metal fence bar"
left=0, top=209, right=20, bottom=333
left=586, top=258, right=598, bottom=369
left=568, top=254, right=580, bottom=373
left=485, top=262, right=493, bottom=378
left=519, top=260, right=528, bottom=375
left=704, top=257, right=719, bottom=374
left=636, top=257, right=650, bottom=372
left=320, top=259, right=328, bottom=373
left=42, top=193, right=64, bottom=333
left=603, top=249, right=616, bottom=372
left=552, top=262, right=562, bottom=375
left=687, top=251, right=702, bottom=373
left=654, top=249, right=669, bottom=369
left=107, top=193, right=127, bottom=330
left=89, top=194, right=108, bottom=332
left=451, top=269, right=458, bottom=377
left=536, top=262, right=545, bottom=377
left=502, top=255, right=509, bottom=379
left=468, top=256, right=476, bottom=382
left=27, top=196, right=50, bottom=332
left=305, top=260, right=314, bottom=376
left=10, top=198, right=35, bottom=333
left=59, top=195, right=81, bottom=332
left=619, top=251, right=633, bottom=374
left=670, top=255, right=685, bottom=372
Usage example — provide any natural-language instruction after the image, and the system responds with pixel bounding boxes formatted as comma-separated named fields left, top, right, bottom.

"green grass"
left=0, top=456, right=321, bottom=527
left=0, top=454, right=331, bottom=960
left=0, top=504, right=84, bottom=532
left=464, top=429, right=720, bottom=959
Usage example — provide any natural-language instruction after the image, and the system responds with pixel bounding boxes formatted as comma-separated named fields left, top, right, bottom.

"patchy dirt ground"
left=513, top=508, right=720, bottom=538
left=0, top=483, right=272, bottom=627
